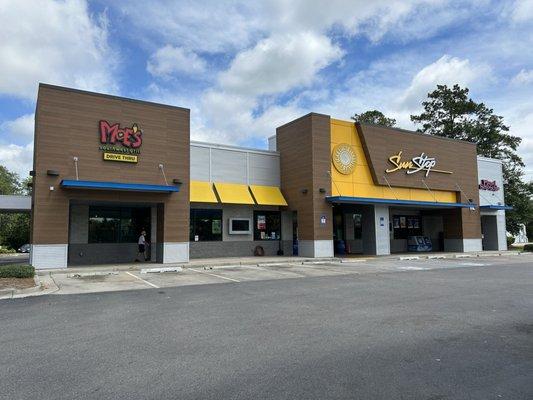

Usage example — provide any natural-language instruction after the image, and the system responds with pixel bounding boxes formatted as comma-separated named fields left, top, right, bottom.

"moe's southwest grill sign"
left=98, top=120, right=142, bottom=163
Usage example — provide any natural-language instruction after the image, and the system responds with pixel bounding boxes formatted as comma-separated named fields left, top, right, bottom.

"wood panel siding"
left=32, top=84, right=190, bottom=244
left=276, top=113, right=332, bottom=241
left=356, top=123, right=481, bottom=239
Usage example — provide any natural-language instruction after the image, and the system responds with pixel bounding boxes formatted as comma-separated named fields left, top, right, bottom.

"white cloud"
left=118, top=0, right=262, bottom=53
left=0, top=0, right=117, bottom=99
left=0, top=142, right=34, bottom=179
left=511, top=69, right=533, bottom=85
left=511, top=0, right=533, bottom=22
left=398, top=55, right=492, bottom=110
left=1, top=114, right=34, bottom=141
left=147, top=45, right=206, bottom=78
left=219, top=32, right=343, bottom=97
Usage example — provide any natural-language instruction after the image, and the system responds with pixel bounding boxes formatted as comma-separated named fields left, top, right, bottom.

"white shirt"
left=138, top=235, right=146, bottom=245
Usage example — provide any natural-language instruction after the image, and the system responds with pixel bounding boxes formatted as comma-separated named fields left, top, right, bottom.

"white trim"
left=477, top=156, right=503, bottom=164
left=298, top=240, right=334, bottom=258
left=191, top=141, right=280, bottom=156
left=162, top=242, right=189, bottom=263
left=31, top=244, right=68, bottom=269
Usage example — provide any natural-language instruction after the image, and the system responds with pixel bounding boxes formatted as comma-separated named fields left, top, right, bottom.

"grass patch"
left=0, top=246, right=16, bottom=254
left=0, top=264, right=35, bottom=278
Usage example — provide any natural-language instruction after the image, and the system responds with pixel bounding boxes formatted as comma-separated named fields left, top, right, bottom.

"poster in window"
left=407, top=218, right=413, bottom=229
left=400, top=217, right=406, bottom=228
left=212, top=220, right=221, bottom=234
left=257, top=215, right=266, bottom=230
left=413, top=219, right=420, bottom=229
left=393, top=217, right=400, bottom=229
left=260, top=231, right=266, bottom=239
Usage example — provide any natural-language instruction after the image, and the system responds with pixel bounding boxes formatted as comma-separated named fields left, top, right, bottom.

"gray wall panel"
left=211, top=148, right=248, bottom=184
left=190, top=145, right=210, bottom=181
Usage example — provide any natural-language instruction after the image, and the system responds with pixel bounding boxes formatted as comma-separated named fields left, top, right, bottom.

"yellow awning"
left=190, top=180, right=218, bottom=203
left=213, top=182, right=255, bottom=205
left=249, top=185, right=288, bottom=206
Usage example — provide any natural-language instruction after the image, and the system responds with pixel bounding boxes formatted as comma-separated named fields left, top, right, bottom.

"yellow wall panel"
left=332, top=181, right=354, bottom=197
left=352, top=165, right=373, bottom=185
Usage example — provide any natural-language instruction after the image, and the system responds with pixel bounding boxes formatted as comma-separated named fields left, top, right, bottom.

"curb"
left=0, top=275, right=42, bottom=299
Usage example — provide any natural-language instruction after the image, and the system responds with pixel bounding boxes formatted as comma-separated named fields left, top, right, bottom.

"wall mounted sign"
left=99, top=120, right=142, bottom=163
left=320, top=215, right=327, bottom=225
left=479, top=179, right=499, bottom=191
left=332, top=143, right=357, bottom=175
left=385, top=151, right=452, bottom=177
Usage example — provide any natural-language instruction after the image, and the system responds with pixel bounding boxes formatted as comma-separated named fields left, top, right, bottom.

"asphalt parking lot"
left=1, top=255, right=531, bottom=399
left=41, top=253, right=532, bottom=295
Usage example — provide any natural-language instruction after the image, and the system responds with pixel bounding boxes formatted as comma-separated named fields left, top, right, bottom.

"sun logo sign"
left=332, top=143, right=357, bottom=175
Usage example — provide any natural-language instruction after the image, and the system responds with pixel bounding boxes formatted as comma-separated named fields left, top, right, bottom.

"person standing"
left=136, top=230, right=150, bottom=262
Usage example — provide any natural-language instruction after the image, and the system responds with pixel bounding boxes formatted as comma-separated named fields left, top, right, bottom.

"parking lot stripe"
left=125, top=272, right=159, bottom=288
left=190, top=269, right=240, bottom=282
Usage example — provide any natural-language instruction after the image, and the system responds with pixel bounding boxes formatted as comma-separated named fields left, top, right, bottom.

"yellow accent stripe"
left=249, top=185, right=288, bottom=206
left=213, top=182, right=255, bottom=205
left=190, top=180, right=218, bottom=203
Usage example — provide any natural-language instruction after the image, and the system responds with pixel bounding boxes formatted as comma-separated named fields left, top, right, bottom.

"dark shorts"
left=138, top=244, right=146, bottom=253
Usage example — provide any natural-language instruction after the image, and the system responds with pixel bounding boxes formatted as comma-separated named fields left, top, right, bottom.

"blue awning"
left=326, top=196, right=475, bottom=208
left=61, top=180, right=180, bottom=193
left=480, top=204, right=513, bottom=210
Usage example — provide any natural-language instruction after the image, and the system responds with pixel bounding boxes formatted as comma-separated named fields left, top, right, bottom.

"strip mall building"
left=29, top=84, right=509, bottom=269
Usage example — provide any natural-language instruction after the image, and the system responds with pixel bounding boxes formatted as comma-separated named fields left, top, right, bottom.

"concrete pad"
left=139, top=269, right=227, bottom=288
left=51, top=271, right=149, bottom=294
left=140, top=266, right=183, bottom=274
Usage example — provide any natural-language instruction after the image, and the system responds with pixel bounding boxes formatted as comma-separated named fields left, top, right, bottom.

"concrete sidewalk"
left=9, top=250, right=523, bottom=297
left=35, top=249, right=523, bottom=276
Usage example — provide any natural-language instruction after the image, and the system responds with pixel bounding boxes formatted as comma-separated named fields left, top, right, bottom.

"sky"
left=0, top=0, right=532, bottom=181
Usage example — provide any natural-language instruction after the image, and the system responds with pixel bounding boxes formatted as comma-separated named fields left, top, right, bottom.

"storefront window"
left=392, top=215, right=422, bottom=239
left=88, top=206, right=150, bottom=243
left=190, top=209, right=222, bottom=241
left=254, top=211, right=281, bottom=240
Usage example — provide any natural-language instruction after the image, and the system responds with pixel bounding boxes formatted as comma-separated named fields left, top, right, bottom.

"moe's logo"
left=479, top=179, right=499, bottom=191
left=98, top=120, right=142, bottom=163
left=385, top=151, right=452, bottom=177
left=99, top=120, right=142, bottom=148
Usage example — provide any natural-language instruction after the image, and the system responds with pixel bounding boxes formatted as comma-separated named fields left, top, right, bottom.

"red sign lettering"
left=99, top=120, right=142, bottom=148
left=479, top=179, right=499, bottom=191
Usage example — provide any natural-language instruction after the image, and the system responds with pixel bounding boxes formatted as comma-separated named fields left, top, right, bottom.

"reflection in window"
left=88, top=206, right=150, bottom=243
left=190, top=209, right=222, bottom=241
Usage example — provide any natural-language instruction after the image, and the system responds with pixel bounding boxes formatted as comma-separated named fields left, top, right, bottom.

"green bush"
left=507, top=236, right=515, bottom=248
left=523, top=244, right=533, bottom=252
left=0, top=246, right=16, bottom=254
left=0, top=264, right=35, bottom=278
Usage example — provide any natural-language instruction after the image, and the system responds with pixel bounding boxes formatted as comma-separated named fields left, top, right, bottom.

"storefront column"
left=496, top=211, right=507, bottom=250
left=361, top=205, right=390, bottom=256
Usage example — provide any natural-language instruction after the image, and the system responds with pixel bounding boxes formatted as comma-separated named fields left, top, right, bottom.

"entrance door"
left=332, top=207, right=345, bottom=254
left=481, top=215, right=498, bottom=250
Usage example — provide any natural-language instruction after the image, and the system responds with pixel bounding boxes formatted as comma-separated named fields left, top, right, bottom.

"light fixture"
left=301, top=189, right=308, bottom=194
left=172, top=179, right=182, bottom=185
left=319, top=188, right=326, bottom=193
left=47, top=170, right=60, bottom=176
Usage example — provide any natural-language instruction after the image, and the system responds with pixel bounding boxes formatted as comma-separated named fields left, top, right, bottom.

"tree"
left=410, top=84, right=532, bottom=234
left=351, top=110, right=397, bottom=127
left=0, top=165, right=21, bottom=195
left=0, top=165, right=30, bottom=250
